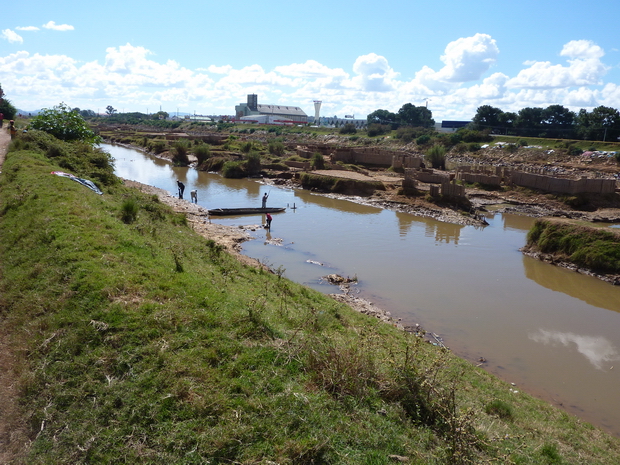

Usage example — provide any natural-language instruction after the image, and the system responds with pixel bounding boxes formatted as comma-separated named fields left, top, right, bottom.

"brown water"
left=109, top=143, right=620, bottom=436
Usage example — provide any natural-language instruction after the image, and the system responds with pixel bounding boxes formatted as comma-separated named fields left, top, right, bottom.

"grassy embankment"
left=526, top=219, right=620, bottom=274
left=2, top=130, right=620, bottom=464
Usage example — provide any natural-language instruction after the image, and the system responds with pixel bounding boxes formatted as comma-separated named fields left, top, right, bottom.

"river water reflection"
left=107, top=143, right=620, bottom=436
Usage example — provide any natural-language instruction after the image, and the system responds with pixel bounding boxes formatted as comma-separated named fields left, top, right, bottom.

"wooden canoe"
left=207, top=207, right=286, bottom=216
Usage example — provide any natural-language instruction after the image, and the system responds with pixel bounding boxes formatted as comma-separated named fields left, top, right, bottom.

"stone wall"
left=405, top=168, right=450, bottom=184
left=510, top=171, right=617, bottom=195
left=285, top=160, right=311, bottom=170
left=456, top=172, right=502, bottom=186
left=441, top=180, right=466, bottom=198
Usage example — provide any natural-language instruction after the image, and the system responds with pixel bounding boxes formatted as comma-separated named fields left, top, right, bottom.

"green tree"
left=79, top=109, right=97, bottom=118
left=367, top=109, right=398, bottom=128
left=472, top=105, right=503, bottom=131
left=498, top=111, right=517, bottom=134
left=397, top=103, right=435, bottom=128
left=541, top=105, right=575, bottom=139
left=515, top=107, right=545, bottom=137
left=106, top=105, right=117, bottom=116
left=29, top=103, right=101, bottom=145
left=574, top=107, right=620, bottom=141
left=0, top=83, right=17, bottom=120
left=589, top=106, right=620, bottom=141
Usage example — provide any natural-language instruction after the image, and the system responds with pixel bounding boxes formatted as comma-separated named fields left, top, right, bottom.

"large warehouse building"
left=235, top=94, right=308, bottom=124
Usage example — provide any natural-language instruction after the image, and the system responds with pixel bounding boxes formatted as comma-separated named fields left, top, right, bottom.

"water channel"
left=106, top=143, right=620, bottom=436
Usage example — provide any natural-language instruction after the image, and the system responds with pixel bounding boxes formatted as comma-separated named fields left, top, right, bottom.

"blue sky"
left=2, top=0, right=619, bottom=121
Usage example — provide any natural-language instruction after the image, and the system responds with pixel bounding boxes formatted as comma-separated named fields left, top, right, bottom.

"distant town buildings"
left=317, top=116, right=367, bottom=129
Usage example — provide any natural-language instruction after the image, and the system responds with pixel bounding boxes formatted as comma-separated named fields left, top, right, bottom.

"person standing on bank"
left=262, top=192, right=269, bottom=208
left=265, top=213, right=272, bottom=229
left=177, top=180, right=185, bottom=199
left=9, top=120, right=17, bottom=140
left=190, top=189, right=198, bottom=203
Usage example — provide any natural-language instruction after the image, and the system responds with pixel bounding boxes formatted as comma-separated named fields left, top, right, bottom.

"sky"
left=2, top=0, right=620, bottom=121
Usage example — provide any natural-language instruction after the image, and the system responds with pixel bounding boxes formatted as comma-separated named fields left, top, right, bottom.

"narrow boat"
left=207, top=207, right=286, bottom=216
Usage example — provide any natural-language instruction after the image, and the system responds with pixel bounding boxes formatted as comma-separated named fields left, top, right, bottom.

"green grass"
left=526, top=219, right=620, bottom=273
left=2, top=135, right=620, bottom=463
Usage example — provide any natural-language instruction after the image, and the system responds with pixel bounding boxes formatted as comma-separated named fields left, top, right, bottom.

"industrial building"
left=235, top=94, right=308, bottom=124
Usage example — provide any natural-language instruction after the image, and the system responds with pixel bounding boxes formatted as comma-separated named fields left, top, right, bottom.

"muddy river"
left=107, top=143, right=620, bottom=436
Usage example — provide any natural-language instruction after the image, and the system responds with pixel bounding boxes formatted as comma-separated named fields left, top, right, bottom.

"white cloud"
left=352, top=53, right=397, bottom=92
left=413, top=34, right=499, bottom=93
left=508, top=40, right=608, bottom=89
left=600, top=83, right=620, bottom=109
left=42, top=21, right=74, bottom=32
left=1, top=29, right=23, bottom=44
left=206, top=65, right=233, bottom=74
left=561, top=39, right=604, bottom=60
left=452, top=72, right=509, bottom=100
left=438, top=33, right=499, bottom=82
left=275, top=60, right=346, bottom=79
left=16, top=26, right=40, bottom=32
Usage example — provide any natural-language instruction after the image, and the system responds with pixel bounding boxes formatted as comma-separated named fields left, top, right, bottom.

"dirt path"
left=0, top=123, right=10, bottom=170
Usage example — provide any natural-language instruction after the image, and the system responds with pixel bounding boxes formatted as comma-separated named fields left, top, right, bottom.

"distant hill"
left=17, top=109, right=41, bottom=116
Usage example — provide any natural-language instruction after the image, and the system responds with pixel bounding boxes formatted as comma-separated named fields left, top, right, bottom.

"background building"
left=235, top=94, right=307, bottom=124
left=317, top=116, right=367, bottom=129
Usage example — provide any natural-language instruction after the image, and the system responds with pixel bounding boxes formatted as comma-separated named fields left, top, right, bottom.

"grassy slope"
left=1, top=144, right=620, bottom=464
left=526, top=219, right=620, bottom=274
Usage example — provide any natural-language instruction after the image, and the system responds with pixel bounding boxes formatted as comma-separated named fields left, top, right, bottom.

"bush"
left=268, top=141, right=285, bottom=156
left=416, top=134, right=431, bottom=146
left=245, top=151, right=261, bottom=176
left=367, top=123, right=390, bottom=137
left=311, top=153, right=326, bottom=170
left=339, top=123, right=357, bottom=135
left=485, top=400, right=514, bottom=420
left=193, top=144, right=211, bottom=164
left=121, top=198, right=139, bottom=224
left=568, top=145, right=583, bottom=156
left=425, top=145, right=446, bottom=170
left=222, top=160, right=246, bottom=178
left=458, top=129, right=493, bottom=143
left=29, top=103, right=101, bottom=145
left=518, top=139, right=529, bottom=147
left=172, top=139, right=190, bottom=166
left=468, top=142, right=481, bottom=152
left=241, top=141, right=253, bottom=153
left=449, top=132, right=463, bottom=146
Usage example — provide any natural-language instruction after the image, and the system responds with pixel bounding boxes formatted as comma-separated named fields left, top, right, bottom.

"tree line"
left=471, top=104, right=620, bottom=142
left=366, top=104, right=435, bottom=130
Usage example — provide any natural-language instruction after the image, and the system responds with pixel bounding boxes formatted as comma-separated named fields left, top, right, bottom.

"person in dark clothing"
left=177, top=180, right=185, bottom=199
left=262, top=192, right=269, bottom=208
